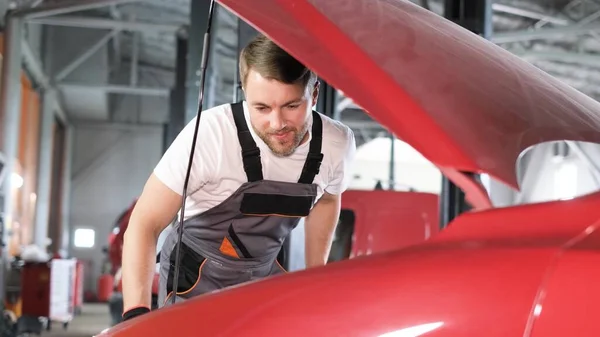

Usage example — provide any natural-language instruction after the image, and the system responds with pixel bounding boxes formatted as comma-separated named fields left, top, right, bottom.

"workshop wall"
left=68, top=123, right=163, bottom=293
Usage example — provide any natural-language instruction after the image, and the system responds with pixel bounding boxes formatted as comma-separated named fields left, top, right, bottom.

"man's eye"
left=287, top=105, right=300, bottom=109
left=256, top=107, right=268, bottom=112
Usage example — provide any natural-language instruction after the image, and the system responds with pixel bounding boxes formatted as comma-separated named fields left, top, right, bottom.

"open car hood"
left=217, top=0, right=600, bottom=192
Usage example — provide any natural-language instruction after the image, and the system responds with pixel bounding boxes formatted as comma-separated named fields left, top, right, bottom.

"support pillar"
left=0, top=14, right=24, bottom=249
left=444, top=0, right=493, bottom=40
left=61, top=126, right=74, bottom=256
left=232, top=19, right=242, bottom=102
left=33, top=89, right=57, bottom=248
left=234, top=19, right=259, bottom=100
left=316, top=79, right=336, bottom=119
left=185, top=0, right=212, bottom=122
left=166, top=28, right=188, bottom=150
left=440, top=0, right=492, bottom=229
left=0, top=13, right=24, bottom=305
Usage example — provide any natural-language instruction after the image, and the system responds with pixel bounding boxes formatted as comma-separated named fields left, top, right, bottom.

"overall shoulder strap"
left=298, top=111, right=324, bottom=184
left=231, top=102, right=263, bottom=182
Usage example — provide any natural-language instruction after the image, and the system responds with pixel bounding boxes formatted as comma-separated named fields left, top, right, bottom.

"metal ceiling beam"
left=69, top=120, right=165, bottom=130
left=55, top=30, right=118, bottom=82
left=517, top=51, right=600, bottom=66
left=14, top=0, right=145, bottom=19
left=491, top=4, right=570, bottom=26
left=492, top=23, right=600, bottom=43
left=57, top=83, right=170, bottom=96
left=28, top=15, right=181, bottom=33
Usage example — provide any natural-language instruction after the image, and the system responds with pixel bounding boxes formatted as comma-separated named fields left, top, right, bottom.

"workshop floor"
left=43, top=303, right=111, bottom=337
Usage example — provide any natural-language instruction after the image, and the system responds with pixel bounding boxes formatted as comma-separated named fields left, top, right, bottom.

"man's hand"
left=304, top=192, right=342, bottom=268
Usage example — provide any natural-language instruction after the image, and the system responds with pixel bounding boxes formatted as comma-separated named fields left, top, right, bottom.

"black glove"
left=122, top=306, right=150, bottom=321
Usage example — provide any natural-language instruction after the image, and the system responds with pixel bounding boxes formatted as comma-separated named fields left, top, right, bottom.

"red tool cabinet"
left=21, top=262, right=51, bottom=318
left=20, top=259, right=77, bottom=329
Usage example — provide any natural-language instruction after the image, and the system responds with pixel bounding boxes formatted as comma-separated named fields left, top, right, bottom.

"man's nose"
left=269, top=110, right=284, bottom=130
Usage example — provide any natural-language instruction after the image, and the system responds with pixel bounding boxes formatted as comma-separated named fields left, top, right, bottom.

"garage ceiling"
left=11, top=0, right=600, bottom=142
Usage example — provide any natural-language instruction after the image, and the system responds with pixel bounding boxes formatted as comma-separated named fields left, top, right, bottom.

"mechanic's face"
left=244, top=69, right=319, bottom=157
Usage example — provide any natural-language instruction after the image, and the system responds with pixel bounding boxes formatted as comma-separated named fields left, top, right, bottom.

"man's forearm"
left=304, top=196, right=341, bottom=268
left=121, top=223, right=159, bottom=312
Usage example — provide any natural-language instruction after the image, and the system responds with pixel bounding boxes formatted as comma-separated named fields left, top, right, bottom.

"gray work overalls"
left=157, top=102, right=324, bottom=307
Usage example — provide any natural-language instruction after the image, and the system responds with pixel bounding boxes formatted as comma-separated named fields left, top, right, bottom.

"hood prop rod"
left=170, top=0, right=217, bottom=306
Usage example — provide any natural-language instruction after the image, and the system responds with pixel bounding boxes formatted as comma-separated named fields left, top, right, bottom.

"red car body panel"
left=341, top=190, right=439, bottom=257
left=98, top=0, right=600, bottom=336
left=528, top=235, right=600, bottom=337
left=99, top=192, right=600, bottom=337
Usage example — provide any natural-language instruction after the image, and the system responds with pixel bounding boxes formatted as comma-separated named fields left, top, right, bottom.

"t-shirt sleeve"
left=153, top=113, right=221, bottom=196
left=324, top=127, right=357, bottom=195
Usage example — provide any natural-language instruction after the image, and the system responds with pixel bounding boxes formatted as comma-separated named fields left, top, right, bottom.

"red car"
left=106, top=199, right=161, bottom=325
left=337, top=189, right=439, bottom=260
left=99, top=0, right=600, bottom=336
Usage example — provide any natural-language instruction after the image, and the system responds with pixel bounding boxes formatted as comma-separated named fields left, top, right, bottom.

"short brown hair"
left=239, top=34, right=318, bottom=90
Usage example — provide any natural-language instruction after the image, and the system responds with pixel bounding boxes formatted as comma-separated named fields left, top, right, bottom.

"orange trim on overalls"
left=276, top=260, right=288, bottom=273
left=163, top=259, right=207, bottom=306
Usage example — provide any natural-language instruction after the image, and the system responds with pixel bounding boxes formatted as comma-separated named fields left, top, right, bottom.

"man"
left=121, top=34, right=356, bottom=320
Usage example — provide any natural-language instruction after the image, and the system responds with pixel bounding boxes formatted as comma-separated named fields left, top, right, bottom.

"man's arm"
left=304, top=191, right=342, bottom=268
left=121, top=111, right=220, bottom=317
left=303, top=126, right=356, bottom=268
left=121, top=174, right=181, bottom=312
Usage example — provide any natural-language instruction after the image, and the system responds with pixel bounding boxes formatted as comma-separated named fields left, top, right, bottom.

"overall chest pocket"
left=240, top=192, right=315, bottom=217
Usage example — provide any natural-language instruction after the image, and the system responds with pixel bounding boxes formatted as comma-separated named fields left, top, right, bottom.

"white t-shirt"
left=153, top=101, right=356, bottom=220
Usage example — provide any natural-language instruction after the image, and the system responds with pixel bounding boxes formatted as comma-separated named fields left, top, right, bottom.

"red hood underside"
left=217, top=0, right=600, bottom=189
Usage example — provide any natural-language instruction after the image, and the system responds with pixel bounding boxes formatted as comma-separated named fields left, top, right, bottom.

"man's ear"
left=312, top=81, right=320, bottom=106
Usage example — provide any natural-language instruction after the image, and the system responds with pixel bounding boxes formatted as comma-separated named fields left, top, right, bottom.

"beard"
left=252, top=121, right=309, bottom=157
